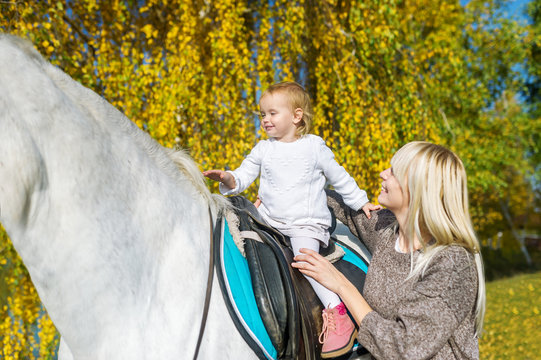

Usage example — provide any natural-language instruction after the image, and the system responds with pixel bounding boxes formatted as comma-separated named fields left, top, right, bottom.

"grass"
left=479, top=271, right=541, bottom=359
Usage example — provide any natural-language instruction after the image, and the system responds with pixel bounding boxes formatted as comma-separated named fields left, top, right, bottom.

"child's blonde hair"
left=261, top=81, right=313, bottom=136
left=391, top=141, right=486, bottom=336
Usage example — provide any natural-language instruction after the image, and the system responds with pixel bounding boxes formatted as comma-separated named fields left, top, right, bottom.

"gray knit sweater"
left=327, top=190, right=480, bottom=360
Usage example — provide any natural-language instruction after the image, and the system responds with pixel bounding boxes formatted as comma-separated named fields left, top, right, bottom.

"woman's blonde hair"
left=260, top=81, right=313, bottom=136
left=391, top=141, right=486, bottom=336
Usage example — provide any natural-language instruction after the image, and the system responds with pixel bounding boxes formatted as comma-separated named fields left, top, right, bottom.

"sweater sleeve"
left=326, top=189, right=395, bottom=253
left=357, top=248, right=478, bottom=359
left=317, top=141, right=368, bottom=211
left=219, top=141, right=264, bottom=195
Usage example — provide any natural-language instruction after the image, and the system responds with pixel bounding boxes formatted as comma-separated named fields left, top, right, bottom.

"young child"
left=203, top=81, right=380, bottom=358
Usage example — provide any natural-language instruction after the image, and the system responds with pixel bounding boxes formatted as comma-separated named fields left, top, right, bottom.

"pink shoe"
left=319, top=302, right=358, bottom=358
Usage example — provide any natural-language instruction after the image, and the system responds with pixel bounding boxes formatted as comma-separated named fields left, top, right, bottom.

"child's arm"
left=318, top=139, right=380, bottom=217
left=203, top=141, right=266, bottom=195
left=203, top=170, right=236, bottom=190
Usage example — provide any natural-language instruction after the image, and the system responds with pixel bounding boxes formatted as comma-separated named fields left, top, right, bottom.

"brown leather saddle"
left=214, top=196, right=370, bottom=360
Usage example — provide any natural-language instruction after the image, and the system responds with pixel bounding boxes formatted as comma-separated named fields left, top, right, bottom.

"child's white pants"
left=290, top=237, right=341, bottom=309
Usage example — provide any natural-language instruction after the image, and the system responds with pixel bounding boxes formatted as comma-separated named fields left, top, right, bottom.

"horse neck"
left=0, top=36, right=215, bottom=352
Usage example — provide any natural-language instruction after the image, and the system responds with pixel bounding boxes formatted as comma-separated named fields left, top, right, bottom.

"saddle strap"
left=193, top=206, right=215, bottom=360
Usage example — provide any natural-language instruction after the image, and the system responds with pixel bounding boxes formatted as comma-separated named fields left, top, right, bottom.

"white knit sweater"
left=220, top=135, right=368, bottom=244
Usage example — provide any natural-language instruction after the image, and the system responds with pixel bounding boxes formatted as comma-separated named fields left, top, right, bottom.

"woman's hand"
left=292, top=248, right=374, bottom=324
left=291, top=248, right=346, bottom=294
left=202, top=170, right=236, bottom=189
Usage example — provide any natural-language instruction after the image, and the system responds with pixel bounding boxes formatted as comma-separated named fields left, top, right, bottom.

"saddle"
left=214, top=196, right=370, bottom=360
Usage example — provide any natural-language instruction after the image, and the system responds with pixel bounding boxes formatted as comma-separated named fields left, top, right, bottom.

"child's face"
left=259, top=92, right=302, bottom=142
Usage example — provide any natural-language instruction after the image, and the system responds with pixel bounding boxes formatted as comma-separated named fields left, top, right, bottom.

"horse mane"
left=1, top=34, right=227, bottom=214
left=164, top=147, right=230, bottom=213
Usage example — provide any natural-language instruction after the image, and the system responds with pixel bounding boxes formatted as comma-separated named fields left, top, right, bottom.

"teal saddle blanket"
left=214, top=198, right=371, bottom=360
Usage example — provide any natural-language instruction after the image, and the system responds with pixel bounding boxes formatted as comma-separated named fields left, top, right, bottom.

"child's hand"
left=361, top=202, right=382, bottom=219
left=254, top=196, right=261, bottom=208
left=203, top=170, right=236, bottom=189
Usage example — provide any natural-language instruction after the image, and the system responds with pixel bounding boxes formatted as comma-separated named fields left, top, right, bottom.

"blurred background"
left=1, top=0, right=539, bottom=358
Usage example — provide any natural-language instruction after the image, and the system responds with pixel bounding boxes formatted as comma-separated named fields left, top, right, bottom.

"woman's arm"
left=357, top=249, right=478, bottom=359
left=295, top=246, right=479, bottom=359
left=291, top=248, right=373, bottom=324
left=326, top=189, right=395, bottom=253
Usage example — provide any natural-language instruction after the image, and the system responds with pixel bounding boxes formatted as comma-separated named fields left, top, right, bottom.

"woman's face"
left=378, top=168, right=409, bottom=216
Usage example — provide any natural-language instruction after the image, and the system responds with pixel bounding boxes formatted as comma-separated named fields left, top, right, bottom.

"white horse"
left=0, top=34, right=256, bottom=359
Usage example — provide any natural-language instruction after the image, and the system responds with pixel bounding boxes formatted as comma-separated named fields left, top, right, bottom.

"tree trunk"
left=499, top=199, right=532, bottom=266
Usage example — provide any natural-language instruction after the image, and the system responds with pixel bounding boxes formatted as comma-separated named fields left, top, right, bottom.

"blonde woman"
left=292, top=142, right=486, bottom=359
